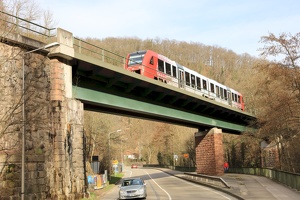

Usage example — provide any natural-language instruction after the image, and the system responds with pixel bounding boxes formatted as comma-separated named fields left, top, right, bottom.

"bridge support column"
left=195, top=128, right=224, bottom=176
left=48, top=29, right=86, bottom=199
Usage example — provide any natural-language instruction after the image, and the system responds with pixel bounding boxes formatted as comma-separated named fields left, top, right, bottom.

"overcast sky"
left=38, top=0, right=300, bottom=57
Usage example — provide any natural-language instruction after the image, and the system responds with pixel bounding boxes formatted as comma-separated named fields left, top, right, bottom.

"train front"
left=124, top=50, right=158, bottom=79
left=124, top=50, right=147, bottom=74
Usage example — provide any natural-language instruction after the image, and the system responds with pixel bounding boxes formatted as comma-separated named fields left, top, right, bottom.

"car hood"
left=120, top=185, right=144, bottom=191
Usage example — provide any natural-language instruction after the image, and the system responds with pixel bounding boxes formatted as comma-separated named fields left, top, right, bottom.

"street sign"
left=174, top=155, right=178, bottom=161
left=112, top=160, right=118, bottom=165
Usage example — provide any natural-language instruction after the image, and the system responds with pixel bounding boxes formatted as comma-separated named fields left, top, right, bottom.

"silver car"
left=119, top=178, right=147, bottom=199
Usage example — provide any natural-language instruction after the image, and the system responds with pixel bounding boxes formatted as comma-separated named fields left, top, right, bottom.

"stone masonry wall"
left=195, top=128, right=224, bottom=176
left=0, top=42, right=85, bottom=199
left=0, top=42, right=55, bottom=199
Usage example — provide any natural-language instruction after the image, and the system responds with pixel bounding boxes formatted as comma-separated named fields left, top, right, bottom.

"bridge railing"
left=0, top=10, right=56, bottom=43
left=73, top=37, right=125, bottom=67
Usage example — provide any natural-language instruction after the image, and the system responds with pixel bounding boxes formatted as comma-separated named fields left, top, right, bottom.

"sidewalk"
left=159, top=168, right=300, bottom=200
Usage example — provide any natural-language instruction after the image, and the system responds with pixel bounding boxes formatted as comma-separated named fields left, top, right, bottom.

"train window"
left=196, top=77, right=201, bottom=90
left=191, top=75, right=196, bottom=88
left=150, top=56, right=154, bottom=65
left=128, top=52, right=146, bottom=66
left=235, top=94, right=238, bottom=102
left=158, top=59, right=164, bottom=72
left=216, top=85, right=220, bottom=97
left=166, top=62, right=171, bottom=75
left=220, top=88, right=224, bottom=99
left=172, top=65, right=177, bottom=78
left=202, top=79, right=207, bottom=90
left=224, top=90, right=227, bottom=100
left=232, top=93, right=235, bottom=102
left=185, top=72, right=190, bottom=86
left=210, top=83, right=215, bottom=93
left=238, top=95, right=241, bottom=103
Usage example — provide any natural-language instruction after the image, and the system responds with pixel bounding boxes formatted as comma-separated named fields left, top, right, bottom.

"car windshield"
left=128, top=51, right=146, bottom=66
left=122, top=179, right=142, bottom=186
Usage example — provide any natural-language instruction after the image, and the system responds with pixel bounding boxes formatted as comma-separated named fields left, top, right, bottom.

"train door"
left=207, top=79, right=210, bottom=96
left=178, top=68, right=185, bottom=88
left=227, top=88, right=232, bottom=106
left=240, top=96, right=245, bottom=111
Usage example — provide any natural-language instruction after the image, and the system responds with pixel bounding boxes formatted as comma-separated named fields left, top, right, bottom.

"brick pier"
left=195, top=128, right=224, bottom=176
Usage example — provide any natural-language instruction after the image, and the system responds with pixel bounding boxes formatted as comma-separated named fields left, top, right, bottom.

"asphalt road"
left=101, top=166, right=239, bottom=200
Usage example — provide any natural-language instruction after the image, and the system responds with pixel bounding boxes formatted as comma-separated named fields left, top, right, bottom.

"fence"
left=229, top=167, right=300, bottom=191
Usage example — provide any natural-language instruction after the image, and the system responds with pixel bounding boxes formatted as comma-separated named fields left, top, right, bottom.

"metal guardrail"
left=73, top=37, right=126, bottom=67
left=144, top=165, right=230, bottom=188
left=0, top=10, right=56, bottom=42
left=184, top=172, right=231, bottom=188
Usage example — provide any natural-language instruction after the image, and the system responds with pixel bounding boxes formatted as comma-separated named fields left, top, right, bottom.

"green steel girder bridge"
left=0, top=8, right=255, bottom=134
left=66, top=37, right=256, bottom=134
left=0, top=9, right=255, bottom=134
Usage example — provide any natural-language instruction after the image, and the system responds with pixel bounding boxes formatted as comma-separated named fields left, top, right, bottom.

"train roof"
left=175, top=62, right=184, bottom=69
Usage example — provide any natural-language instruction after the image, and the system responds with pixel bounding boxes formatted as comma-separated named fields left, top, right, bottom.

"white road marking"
left=144, top=170, right=172, bottom=200
left=161, top=170, right=233, bottom=200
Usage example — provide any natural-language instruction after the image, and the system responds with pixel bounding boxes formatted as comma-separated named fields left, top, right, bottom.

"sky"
left=38, top=0, right=300, bottom=57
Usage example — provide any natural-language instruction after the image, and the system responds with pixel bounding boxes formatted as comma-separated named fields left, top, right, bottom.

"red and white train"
left=124, top=50, right=245, bottom=111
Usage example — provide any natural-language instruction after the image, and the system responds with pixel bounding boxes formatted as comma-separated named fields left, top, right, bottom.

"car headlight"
left=138, top=188, right=145, bottom=193
left=120, top=190, right=126, bottom=195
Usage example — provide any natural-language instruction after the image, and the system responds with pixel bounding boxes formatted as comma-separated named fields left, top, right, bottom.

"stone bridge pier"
left=0, top=29, right=86, bottom=199
left=47, top=29, right=86, bottom=199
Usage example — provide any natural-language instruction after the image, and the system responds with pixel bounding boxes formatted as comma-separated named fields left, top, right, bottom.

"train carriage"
left=124, top=50, right=245, bottom=111
left=157, top=54, right=178, bottom=86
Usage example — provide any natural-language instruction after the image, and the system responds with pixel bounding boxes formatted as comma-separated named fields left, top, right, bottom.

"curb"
left=158, top=168, right=244, bottom=200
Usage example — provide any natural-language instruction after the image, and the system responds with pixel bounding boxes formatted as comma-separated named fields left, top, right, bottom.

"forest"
left=1, top=0, right=299, bottom=174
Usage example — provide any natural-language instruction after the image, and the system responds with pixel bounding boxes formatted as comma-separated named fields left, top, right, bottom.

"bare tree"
left=0, top=44, right=23, bottom=179
left=257, top=32, right=300, bottom=172
left=260, top=32, right=300, bottom=98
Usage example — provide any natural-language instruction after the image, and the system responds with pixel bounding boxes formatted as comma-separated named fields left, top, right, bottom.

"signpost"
left=183, top=153, right=189, bottom=158
left=112, top=160, right=118, bottom=176
left=183, top=153, right=190, bottom=171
